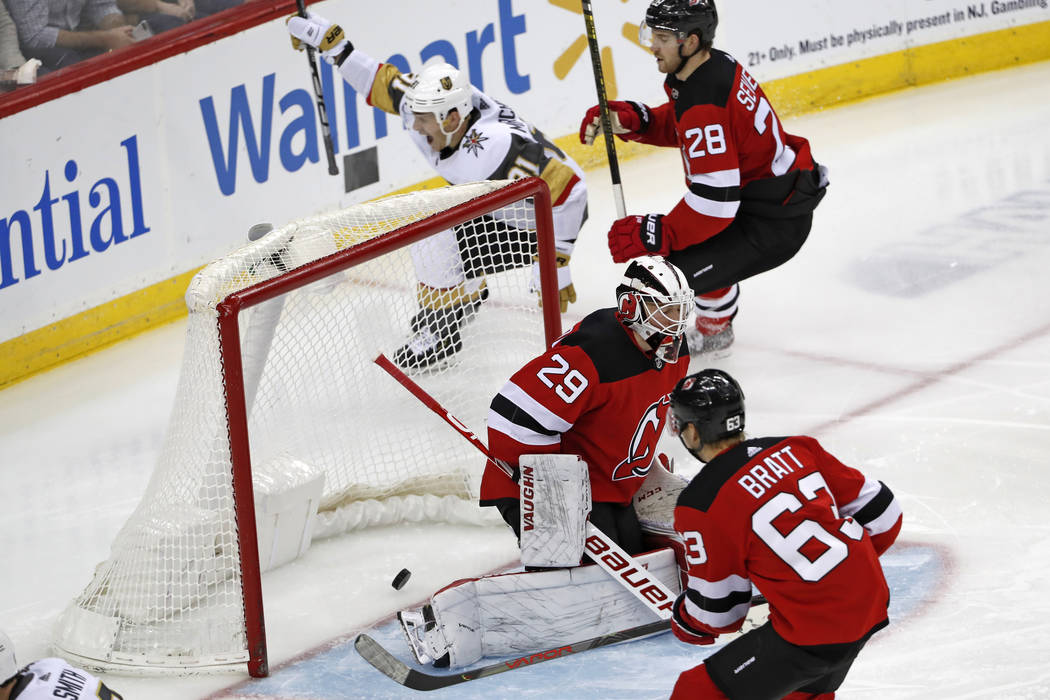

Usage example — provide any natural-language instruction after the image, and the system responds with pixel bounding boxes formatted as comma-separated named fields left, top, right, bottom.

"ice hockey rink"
left=2, top=59, right=1049, bottom=699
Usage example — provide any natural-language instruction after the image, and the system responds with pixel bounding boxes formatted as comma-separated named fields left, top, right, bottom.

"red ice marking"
left=761, top=320, right=1050, bottom=435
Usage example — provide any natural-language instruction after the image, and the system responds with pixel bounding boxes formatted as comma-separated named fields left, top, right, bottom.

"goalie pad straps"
left=518, top=454, right=591, bottom=568
left=405, top=547, right=681, bottom=669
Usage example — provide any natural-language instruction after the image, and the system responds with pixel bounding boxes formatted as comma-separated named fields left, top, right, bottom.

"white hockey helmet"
left=0, top=630, right=16, bottom=682
left=407, top=59, right=473, bottom=143
left=615, top=256, right=694, bottom=365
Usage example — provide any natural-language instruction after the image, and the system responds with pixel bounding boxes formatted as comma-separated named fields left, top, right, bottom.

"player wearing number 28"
left=666, top=370, right=902, bottom=699
left=580, top=0, right=828, bottom=357
left=287, top=13, right=587, bottom=370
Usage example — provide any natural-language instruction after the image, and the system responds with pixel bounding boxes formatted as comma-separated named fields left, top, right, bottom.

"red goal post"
left=53, top=177, right=562, bottom=677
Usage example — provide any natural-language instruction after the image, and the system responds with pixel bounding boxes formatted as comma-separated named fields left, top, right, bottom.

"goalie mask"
left=615, top=256, right=693, bottom=366
left=669, top=369, right=745, bottom=449
left=639, top=0, right=718, bottom=52
left=407, top=60, right=474, bottom=148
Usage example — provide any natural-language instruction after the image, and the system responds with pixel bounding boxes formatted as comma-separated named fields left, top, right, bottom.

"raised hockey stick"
left=295, top=0, right=339, bottom=176
left=373, top=353, right=676, bottom=620
left=581, top=0, right=626, bottom=218
left=355, top=618, right=669, bottom=691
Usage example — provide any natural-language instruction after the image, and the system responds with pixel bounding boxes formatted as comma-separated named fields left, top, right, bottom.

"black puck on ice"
left=391, top=568, right=412, bottom=590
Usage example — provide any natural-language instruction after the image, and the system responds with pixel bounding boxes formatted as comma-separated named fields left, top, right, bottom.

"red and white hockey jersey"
left=674, top=435, right=902, bottom=647
left=629, top=49, right=817, bottom=249
left=482, top=309, right=688, bottom=506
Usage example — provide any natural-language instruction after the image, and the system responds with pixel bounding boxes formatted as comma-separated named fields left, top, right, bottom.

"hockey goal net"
left=53, top=178, right=561, bottom=677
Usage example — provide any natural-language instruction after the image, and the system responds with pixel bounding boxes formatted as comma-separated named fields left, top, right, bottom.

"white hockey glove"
left=15, top=59, right=42, bottom=85
left=530, top=251, right=576, bottom=313
left=634, top=453, right=688, bottom=537
left=286, top=12, right=352, bottom=64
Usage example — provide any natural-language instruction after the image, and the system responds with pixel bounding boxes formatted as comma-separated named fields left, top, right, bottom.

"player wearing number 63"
left=666, top=370, right=902, bottom=699
left=287, top=13, right=588, bottom=370
left=579, top=0, right=828, bottom=359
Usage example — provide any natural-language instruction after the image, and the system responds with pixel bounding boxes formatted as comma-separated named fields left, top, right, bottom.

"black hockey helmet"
left=641, top=0, right=718, bottom=49
left=669, top=369, right=744, bottom=443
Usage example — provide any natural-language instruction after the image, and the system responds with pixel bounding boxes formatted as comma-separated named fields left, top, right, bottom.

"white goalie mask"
left=407, top=60, right=474, bottom=147
left=615, top=256, right=694, bottom=366
left=0, top=630, right=16, bottom=682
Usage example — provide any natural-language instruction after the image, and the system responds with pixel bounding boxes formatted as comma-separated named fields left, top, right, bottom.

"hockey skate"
left=392, top=286, right=488, bottom=371
left=686, top=320, right=734, bottom=360
left=397, top=605, right=451, bottom=667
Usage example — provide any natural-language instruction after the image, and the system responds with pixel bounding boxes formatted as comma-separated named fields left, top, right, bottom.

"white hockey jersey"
left=338, top=49, right=587, bottom=252
left=5, top=658, right=122, bottom=699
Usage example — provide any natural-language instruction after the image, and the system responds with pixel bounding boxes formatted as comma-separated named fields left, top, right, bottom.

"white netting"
left=53, top=180, right=554, bottom=674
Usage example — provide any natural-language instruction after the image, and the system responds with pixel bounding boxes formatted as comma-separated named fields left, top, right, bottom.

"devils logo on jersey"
left=611, top=395, right=672, bottom=481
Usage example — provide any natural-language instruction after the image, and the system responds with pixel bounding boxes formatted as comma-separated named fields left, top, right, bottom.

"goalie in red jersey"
left=579, top=0, right=828, bottom=358
left=481, top=255, right=694, bottom=555
left=666, top=370, right=902, bottom=699
left=397, top=258, right=695, bottom=670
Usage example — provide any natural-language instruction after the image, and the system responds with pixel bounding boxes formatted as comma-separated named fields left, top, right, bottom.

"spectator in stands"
left=6, top=0, right=140, bottom=71
left=116, top=0, right=242, bottom=36
left=1, top=0, right=40, bottom=89
left=115, top=0, right=191, bottom=35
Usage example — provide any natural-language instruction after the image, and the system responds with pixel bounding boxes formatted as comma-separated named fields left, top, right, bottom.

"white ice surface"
left=2, top=61, right=1050, bottom=698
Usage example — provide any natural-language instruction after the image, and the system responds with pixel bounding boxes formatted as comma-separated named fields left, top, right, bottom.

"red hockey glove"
left=671, top=593, right=716, bottom=646
left=579, top=101, right=651, bottom=144
left=607, top=214, right=669, bottom=263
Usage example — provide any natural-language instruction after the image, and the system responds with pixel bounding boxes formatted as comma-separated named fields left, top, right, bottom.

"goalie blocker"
left=398, top=455, right=696, bottom=669
left=519, top=454, right=591, bottom=568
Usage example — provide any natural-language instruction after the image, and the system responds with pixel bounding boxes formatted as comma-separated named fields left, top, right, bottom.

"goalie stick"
left=355, top=619, right=669, bottom=691
left=356, top=594, right=770, bottom=691
left=373, top=353, right=677, bottom=620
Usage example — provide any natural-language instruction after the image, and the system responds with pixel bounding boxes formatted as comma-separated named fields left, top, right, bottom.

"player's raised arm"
left=287, top=12, right=411, bottom=117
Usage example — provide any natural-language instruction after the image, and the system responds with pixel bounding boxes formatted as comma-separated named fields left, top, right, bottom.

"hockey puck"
left=391, top=568, right=412, bottom=590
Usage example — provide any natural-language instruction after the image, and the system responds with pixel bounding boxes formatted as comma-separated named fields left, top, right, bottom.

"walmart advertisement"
left=1, top=0, right=1048, bottom=353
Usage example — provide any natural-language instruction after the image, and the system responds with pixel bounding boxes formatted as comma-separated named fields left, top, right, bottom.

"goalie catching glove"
left=578, top=101, right=651, bottom=145
left=530, top=251, right=576, bottom=313
left=287, top=12, right=354, bottom=65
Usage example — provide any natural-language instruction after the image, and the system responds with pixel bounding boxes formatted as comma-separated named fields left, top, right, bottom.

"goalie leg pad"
left=518, top=454, right=591, bottom=568
left=399, top=581, right=481, bottom=668
left=401, top=548, right=681, bottom=668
